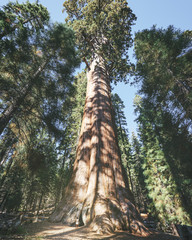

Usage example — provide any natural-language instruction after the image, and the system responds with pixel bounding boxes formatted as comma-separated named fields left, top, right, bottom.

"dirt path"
left=0, top=221, right=181, bottom=240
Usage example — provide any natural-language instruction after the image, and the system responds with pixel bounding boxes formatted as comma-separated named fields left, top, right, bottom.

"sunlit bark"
left=50, top=56, right=148, bottom=235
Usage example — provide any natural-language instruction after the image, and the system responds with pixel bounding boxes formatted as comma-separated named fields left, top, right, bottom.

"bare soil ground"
left=0, top=221, right=181, bottom=240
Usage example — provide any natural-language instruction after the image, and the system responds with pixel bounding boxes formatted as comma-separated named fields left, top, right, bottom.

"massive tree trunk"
left=50, top=57, right=148, bottom=235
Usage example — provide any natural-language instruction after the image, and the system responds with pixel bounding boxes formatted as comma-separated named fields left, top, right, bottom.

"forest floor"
left=0, top=221, right=181, bottom=240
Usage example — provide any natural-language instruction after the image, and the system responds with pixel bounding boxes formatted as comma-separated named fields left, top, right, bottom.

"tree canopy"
left=63, top=0, right=136, bottom=83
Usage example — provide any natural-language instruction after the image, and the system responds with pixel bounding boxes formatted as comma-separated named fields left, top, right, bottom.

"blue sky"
left=1, top=0, right=192, bottom=133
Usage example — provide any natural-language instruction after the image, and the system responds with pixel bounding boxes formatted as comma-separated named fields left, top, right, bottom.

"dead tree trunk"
left=49, top=57, right=148, bottom=235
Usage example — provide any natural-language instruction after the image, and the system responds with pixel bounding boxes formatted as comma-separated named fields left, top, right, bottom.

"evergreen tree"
left=0, top=131, right=58, bottom=213
left=111, top=93, right=133, bottom=192
left=0, top=2, right=79, bottom=136
left=50, top=0, right=148, bottom=235
left=130, top=133, right=148, bottom=213
left=133, top=26, right=192, bottom=225
left=0, top=1, right=49, bottom=39
left=0, top=2, right=79, bottom=213
left=134, top=26, right=192, bottom=126
left=66, top=71, right=87, bottom=160
left=134, top=96, right=192, bottom=228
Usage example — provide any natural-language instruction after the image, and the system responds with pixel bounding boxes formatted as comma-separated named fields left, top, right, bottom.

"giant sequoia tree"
left=50, top=0, right=148, bottom=235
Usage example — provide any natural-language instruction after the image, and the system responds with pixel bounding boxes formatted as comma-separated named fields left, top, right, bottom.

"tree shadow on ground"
left=21, top=222, right=181, bottom=240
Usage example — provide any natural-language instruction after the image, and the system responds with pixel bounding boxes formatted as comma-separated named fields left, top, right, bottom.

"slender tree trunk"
left=37, top=192, right=44, bottom=216
left=0, top=157, right=14, bottom=187
left=50, top=57, right=148, bottom=235
left=0, top=148, right=11, bottom=167
left=32, top=195, right=38, bottom=212
left=0, top=191, right=9, bottom=211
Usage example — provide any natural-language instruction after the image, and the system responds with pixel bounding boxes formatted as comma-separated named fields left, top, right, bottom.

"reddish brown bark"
left=49, top=57, right=148, bottom=235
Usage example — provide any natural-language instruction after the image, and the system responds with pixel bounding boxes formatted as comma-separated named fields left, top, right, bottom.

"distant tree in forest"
left=130, top=132, right=149, bottom=213
left=111, top=93, right=148, bottom=212
left=111, top=94, right=133, bottom=190
left=65, top=71, right=87, bottom=160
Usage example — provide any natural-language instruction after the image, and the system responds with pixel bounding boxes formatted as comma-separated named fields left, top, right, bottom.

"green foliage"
left=0, top=1, right=49, bottom=39
left=0, top=1, right=80, bottom=213
left=129, top=133, right=150, bottom=212
left=63, top=0, right=136, bottom=83
left=66, top=71, right=87, bottom=157
left=134, top=26, right=192, bottom=123
left=133, top=27, right=192, bottom=226
left=112, top=93, right=149, bottom=212
left=112, top=93, right=131, bottom=170
left=134, top=96, right=192, bottom=227
left=0, top=1, right=80, bottom=137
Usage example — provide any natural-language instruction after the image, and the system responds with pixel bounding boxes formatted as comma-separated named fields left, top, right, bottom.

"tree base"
left=49, top=195, right=150, bottom=236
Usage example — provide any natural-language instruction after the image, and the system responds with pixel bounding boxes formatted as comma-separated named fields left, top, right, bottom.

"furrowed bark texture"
left=50, top=57, right=148, bottom=235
